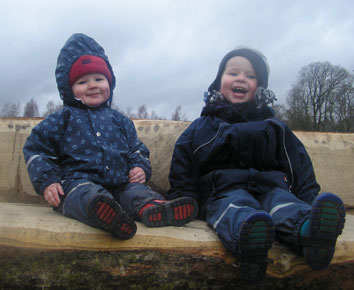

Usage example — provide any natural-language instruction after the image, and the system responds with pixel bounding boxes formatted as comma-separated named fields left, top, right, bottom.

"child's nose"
left=88, top=80, right=97, bottom=88
left=236, top=73, right=246, bottom=81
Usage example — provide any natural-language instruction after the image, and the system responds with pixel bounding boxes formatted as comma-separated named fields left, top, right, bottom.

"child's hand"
left=129, top=167, right=146, bottom=184
left=43, top=183, right=64, bottom=207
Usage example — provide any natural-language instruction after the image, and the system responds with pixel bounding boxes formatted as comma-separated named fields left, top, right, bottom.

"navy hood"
left=208, top=46, right=270, bottom=93
left=203, top=46, right=276, bottom=113
left=55, top=33, right=116, bottom=107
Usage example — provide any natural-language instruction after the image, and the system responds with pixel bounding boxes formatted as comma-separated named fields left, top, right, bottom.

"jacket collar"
left=201, top=99, right=274, bottom=123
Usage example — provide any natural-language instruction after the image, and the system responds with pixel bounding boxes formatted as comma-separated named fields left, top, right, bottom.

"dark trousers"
left=57, top=178, right=164, bottom=226
left=205, top=187, right=311, bottom=254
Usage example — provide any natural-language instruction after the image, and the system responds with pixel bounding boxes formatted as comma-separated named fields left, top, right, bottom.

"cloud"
left=1, top=0, right=353, bottom=120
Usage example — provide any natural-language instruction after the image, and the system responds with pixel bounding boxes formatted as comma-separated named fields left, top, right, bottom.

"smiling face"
left=71, top=73, right=110, bottom=108
left=219, top=56, right=258, bottom=104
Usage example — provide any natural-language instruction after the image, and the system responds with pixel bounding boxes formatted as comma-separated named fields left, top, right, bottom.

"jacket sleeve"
left=23, top=112, right=66, bottom=195
left=121, top=117, right=152, bottom=181
left=166, top=121, right=201, bottom=203
left=285, top=127, right=321, bottom=204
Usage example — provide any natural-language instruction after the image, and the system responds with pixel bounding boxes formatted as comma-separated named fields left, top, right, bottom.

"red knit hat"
left=69, top=55, right=113, bottom=86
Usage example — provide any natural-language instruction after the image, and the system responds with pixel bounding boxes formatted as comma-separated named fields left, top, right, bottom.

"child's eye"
left=248, top=75, right=257, bottom=79
left=96, top=78, right=104, bottom=81
left=77, top=80, right=86, bottom=85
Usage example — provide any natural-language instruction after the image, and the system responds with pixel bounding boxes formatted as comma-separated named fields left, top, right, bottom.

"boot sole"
left=305, top=193, right=346, bottom=270
left=238, top=212, right=275, bottom=282
left=141, top=197, right=198, bottom=227
left=88, top=195, right=137, bottom=240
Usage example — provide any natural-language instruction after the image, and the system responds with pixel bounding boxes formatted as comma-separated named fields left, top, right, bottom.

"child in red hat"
left=23, top=33, right=198, bottom=239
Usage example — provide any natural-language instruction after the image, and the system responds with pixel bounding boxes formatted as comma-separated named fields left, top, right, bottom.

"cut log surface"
left=1, top=118, right=354, bottom=289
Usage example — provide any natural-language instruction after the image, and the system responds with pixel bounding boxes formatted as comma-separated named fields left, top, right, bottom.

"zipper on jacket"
left=265, top=118, right=294, bottom=191
left=193, top=124, right=224, bottom=155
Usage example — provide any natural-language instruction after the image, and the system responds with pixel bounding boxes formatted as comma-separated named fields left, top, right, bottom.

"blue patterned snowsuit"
left=167, top=100, right=321, bottom=253
left=23, top=33, right=163, bottom=225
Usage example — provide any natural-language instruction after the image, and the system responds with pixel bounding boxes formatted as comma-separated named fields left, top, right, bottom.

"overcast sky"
left=1, top=0, right=353, bottom=120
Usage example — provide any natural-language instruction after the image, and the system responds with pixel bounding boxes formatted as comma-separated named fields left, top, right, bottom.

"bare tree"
left=136, top=104, right=148, bottom=119
left=0, top=102, right=21, bottom=117
left=43, top=101, right=63, bottom=117
left=150, top=110, right=159, bottom=120
left=23, top=98, right=40, bottom=117
left=286, top=61, right=353, bottom=131
left=333, top=77, right=354, bottom=132
left=171, top=105, right=181, bottom=121
left=111, top=103, right=172, bottom=120
left=111, top=102, right=128, bottom=117
left=272, top=104, right=287, bottom=123
left=124, top=107, right=135, bottom=118
left=171, top=105, right=188, bottom=121
left=150, top=110, right=166, bottom=120
left=286, top=84, right=312, bottom=130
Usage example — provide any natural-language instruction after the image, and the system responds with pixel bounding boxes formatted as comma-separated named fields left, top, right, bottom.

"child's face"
left=220, top=56, right=258, bottom=104
left=71, top=73, right=110, bottom=108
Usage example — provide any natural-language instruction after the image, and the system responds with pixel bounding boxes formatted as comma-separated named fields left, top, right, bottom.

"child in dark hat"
left=23, top=33, right=198, bottom=239
left=167, top=46, right=346, bottom=281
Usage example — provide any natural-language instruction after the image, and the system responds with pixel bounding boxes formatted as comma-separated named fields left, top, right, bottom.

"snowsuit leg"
left=59, top=178, right=114, bottom=226
left=204, top=189, right=263, bottom=253
left=115, top=183, right=165, bottom=220
left=258, top=188, right=311, bottom=249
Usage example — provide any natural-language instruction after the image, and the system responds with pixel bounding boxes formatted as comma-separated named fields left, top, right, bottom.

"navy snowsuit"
left=167, top=99, right=321, bottom=253
left=23, top=33, right=163, bottom=225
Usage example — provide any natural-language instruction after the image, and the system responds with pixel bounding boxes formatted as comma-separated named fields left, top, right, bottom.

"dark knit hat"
left=69, top=55, right=113, bottom=86
left=208, top=46, right=270, bottom=92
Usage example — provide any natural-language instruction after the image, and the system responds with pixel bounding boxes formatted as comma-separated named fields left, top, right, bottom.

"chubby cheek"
left=248, top=86, right=257, bottom=100
left=220, top=85, right=228, bottom=97
left=219, top=77, right=232, bottom=96
left=72, top=87, right=85, bottom=100
left=103, top=88, right=111, bottom=101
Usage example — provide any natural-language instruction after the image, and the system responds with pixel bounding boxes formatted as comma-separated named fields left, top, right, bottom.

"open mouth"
left=232, top=87, right=247, bottom=94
